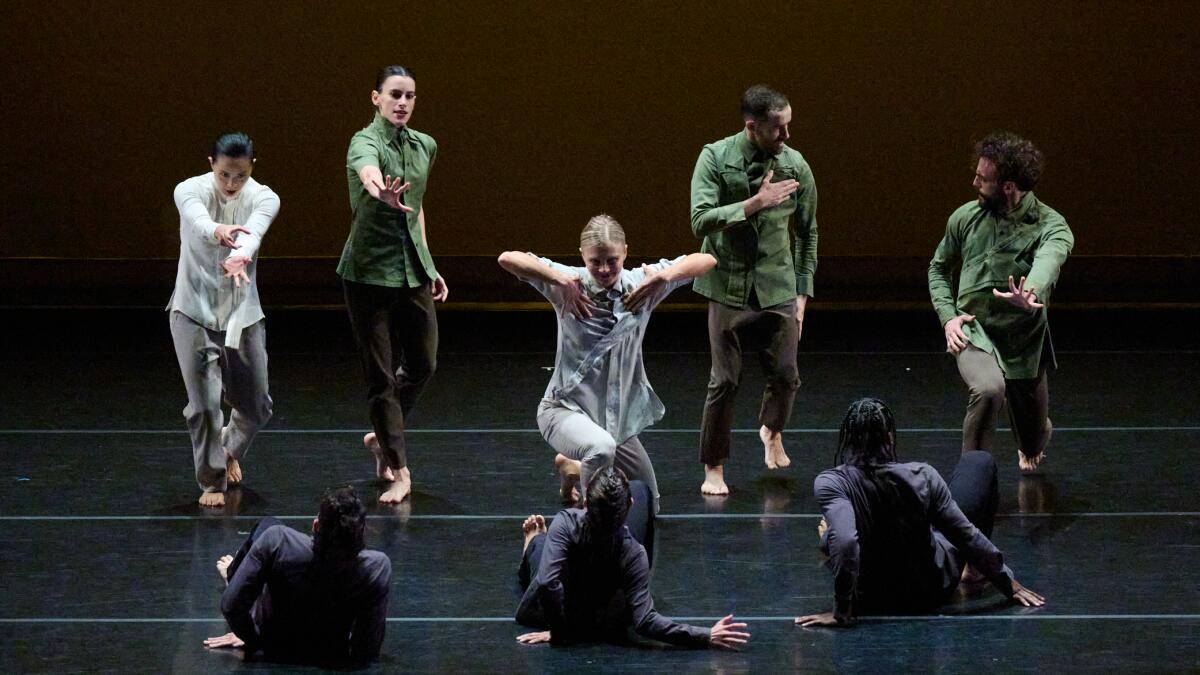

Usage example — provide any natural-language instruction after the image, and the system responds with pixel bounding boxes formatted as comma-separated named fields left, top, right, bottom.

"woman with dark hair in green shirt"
left=338, top=65, right=448, bottom=504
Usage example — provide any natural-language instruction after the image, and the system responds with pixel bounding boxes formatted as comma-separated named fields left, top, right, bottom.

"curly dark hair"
left=313, top=485, right=366, bottom=560
left=975, top=133, right=1044, bottom=191
left=834, top=398, right=898, bottom=467
left=741, top=84, right=789, bottom=121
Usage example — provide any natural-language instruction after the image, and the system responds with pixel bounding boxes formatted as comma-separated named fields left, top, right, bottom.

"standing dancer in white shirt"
left=168, top=133, right=280, bottom=507
left=498, top=215, right=716, bottom=513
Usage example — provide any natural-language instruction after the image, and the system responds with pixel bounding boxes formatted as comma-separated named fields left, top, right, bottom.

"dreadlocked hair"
left=835, top=398, right=899, bottom=467
left=580, top=466, right=631, bottom=561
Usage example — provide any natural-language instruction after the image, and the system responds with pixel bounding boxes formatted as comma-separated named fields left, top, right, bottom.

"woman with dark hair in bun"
left=338, top=65, right=448, bottom=504
left=168, top=132, right=279, bottom=508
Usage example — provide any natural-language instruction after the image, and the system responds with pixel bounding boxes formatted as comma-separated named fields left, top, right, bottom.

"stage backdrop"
left=1, top=1, right=1197, bottom=306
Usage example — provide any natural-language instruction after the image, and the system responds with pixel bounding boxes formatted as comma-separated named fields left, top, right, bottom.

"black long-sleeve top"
left=517, top=509, right=710, bottom=648
left=220, top=524, right=391, bottom=664
left=814, top=462, right=1015, bottom=625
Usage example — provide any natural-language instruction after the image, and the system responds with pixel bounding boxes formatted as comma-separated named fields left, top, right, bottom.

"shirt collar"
left=1007, top=191, right=1039, bottom=224
left=582, top=272, right=623, bottom=301
left=736, top=131, right=781, bottom=165
left=737, top=132, right=759, bottom=164
left=371, top=112, right=410, bottom=145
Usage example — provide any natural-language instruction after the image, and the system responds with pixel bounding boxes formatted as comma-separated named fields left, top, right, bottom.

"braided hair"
left=834, top=398, right=898, bottom=467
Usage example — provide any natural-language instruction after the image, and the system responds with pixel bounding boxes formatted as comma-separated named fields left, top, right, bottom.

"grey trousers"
left=955, top=344, right=1050, bottom=459
left=699, top=299, right=800, bottom=466
left=537, top=400, right=660, bottom=513
left=170, top=311, right=273, bottom=493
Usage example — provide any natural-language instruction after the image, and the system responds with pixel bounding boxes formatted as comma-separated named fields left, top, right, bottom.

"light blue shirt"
left=526, top=255, right=689, bottom=444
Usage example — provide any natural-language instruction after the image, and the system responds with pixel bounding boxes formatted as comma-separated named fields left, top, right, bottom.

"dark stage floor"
left=1, top=310, right=1198, bottom=673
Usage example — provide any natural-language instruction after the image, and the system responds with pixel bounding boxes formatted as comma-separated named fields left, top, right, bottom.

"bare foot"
left=198, top=491, right=226, bottom=508
left=554, top=454, right=582, bottom=504
left=1018, top=451, right=1045, bottom=473
left=522, top=514, right=547, bottom=553
left=364, top=433, right=396, bottom=482
left=225, top=451, right=243, bottom=484
left=216, top=554, right=234, bottom=584
left=760, top=426, right=791, bottom=469
left=701, top=464, right=730, bottom=495
left=379, top=467, right=411, bottom=503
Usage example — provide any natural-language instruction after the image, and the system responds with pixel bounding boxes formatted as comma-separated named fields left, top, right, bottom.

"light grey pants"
left=537, top=400, right=660, bottom=513
left=955, top=344, right=1050, bottom=459
left=170, top=311, right=273, bottom=492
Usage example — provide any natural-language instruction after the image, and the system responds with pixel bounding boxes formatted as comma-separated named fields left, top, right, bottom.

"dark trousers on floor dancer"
left=343, top=279, right=438, bottom=471
left=699, top=299, right=800, bottom=466
left=947, top=450, right=1000, bottom=539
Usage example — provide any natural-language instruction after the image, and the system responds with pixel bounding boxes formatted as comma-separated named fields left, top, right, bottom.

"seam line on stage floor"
left=311, top=350, right=1200, bottom=356
left=2, top=512, right=1196, bottom=522
left=4, top=426, right=1198, bottom=434
left=1, top=614, right=1198, bottom=624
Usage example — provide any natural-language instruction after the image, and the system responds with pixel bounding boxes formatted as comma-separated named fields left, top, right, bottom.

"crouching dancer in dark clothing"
left=515, top=467, right=750, bottom=649
left=796, top=399, right=1045, bottom=628
left=203, top=486, right=392, bottom=665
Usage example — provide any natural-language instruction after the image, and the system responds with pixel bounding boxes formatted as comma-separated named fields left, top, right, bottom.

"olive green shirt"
left=690, top=132, right=818, bottom=308
left=928, top=193, right=1074, bottom=379
left=337, top=113, right=439, bottom=287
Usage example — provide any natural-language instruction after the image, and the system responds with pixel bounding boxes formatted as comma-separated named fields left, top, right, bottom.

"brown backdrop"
left=2, top=1, right=1197, bottom=266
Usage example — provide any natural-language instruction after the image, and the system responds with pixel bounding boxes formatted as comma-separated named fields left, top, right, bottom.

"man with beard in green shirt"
left=928, top=133, right=1074, bottom=472
left=690, top=85, right=818, bottom=495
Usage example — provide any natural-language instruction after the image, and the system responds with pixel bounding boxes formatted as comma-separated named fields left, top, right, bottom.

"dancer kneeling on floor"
left=498, top=214, right=716, bottom=513
left=516, top=467, right=750, bottom=649
left=796, top=398, right=1045, bottom=628
left=204, top=486, right=391, bottom=665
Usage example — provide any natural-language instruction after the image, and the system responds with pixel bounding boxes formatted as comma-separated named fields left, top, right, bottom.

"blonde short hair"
left=580, top=213, right=626, bottom=249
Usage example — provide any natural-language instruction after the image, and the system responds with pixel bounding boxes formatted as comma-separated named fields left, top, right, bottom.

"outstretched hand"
left=371, top=175, right=415, bottom=212
left=1011, top=579, right=1046, bottom=607
left=944, top=314, right=976, bottom=355
left=623, top=264, right=666, bottom=314
left=203, top=632, right=245, bottom=650
left=709, top=614, right=750, bottom=650
left=993, top=275, right=1044, bottom=311
left=516, top=630, right=551, bottom=645
left=214, top=224, right=251, bottom=248
left=794, top=612, right=843, bottom=628
left=222, top=256, right=252, bottom=289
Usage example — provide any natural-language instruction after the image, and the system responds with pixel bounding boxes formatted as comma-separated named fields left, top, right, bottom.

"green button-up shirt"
left=690, top=131, right=818, bottom=308
left=928, top=193, right=1074, bottom=378
left=337, top=113, right=439, bottom=287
